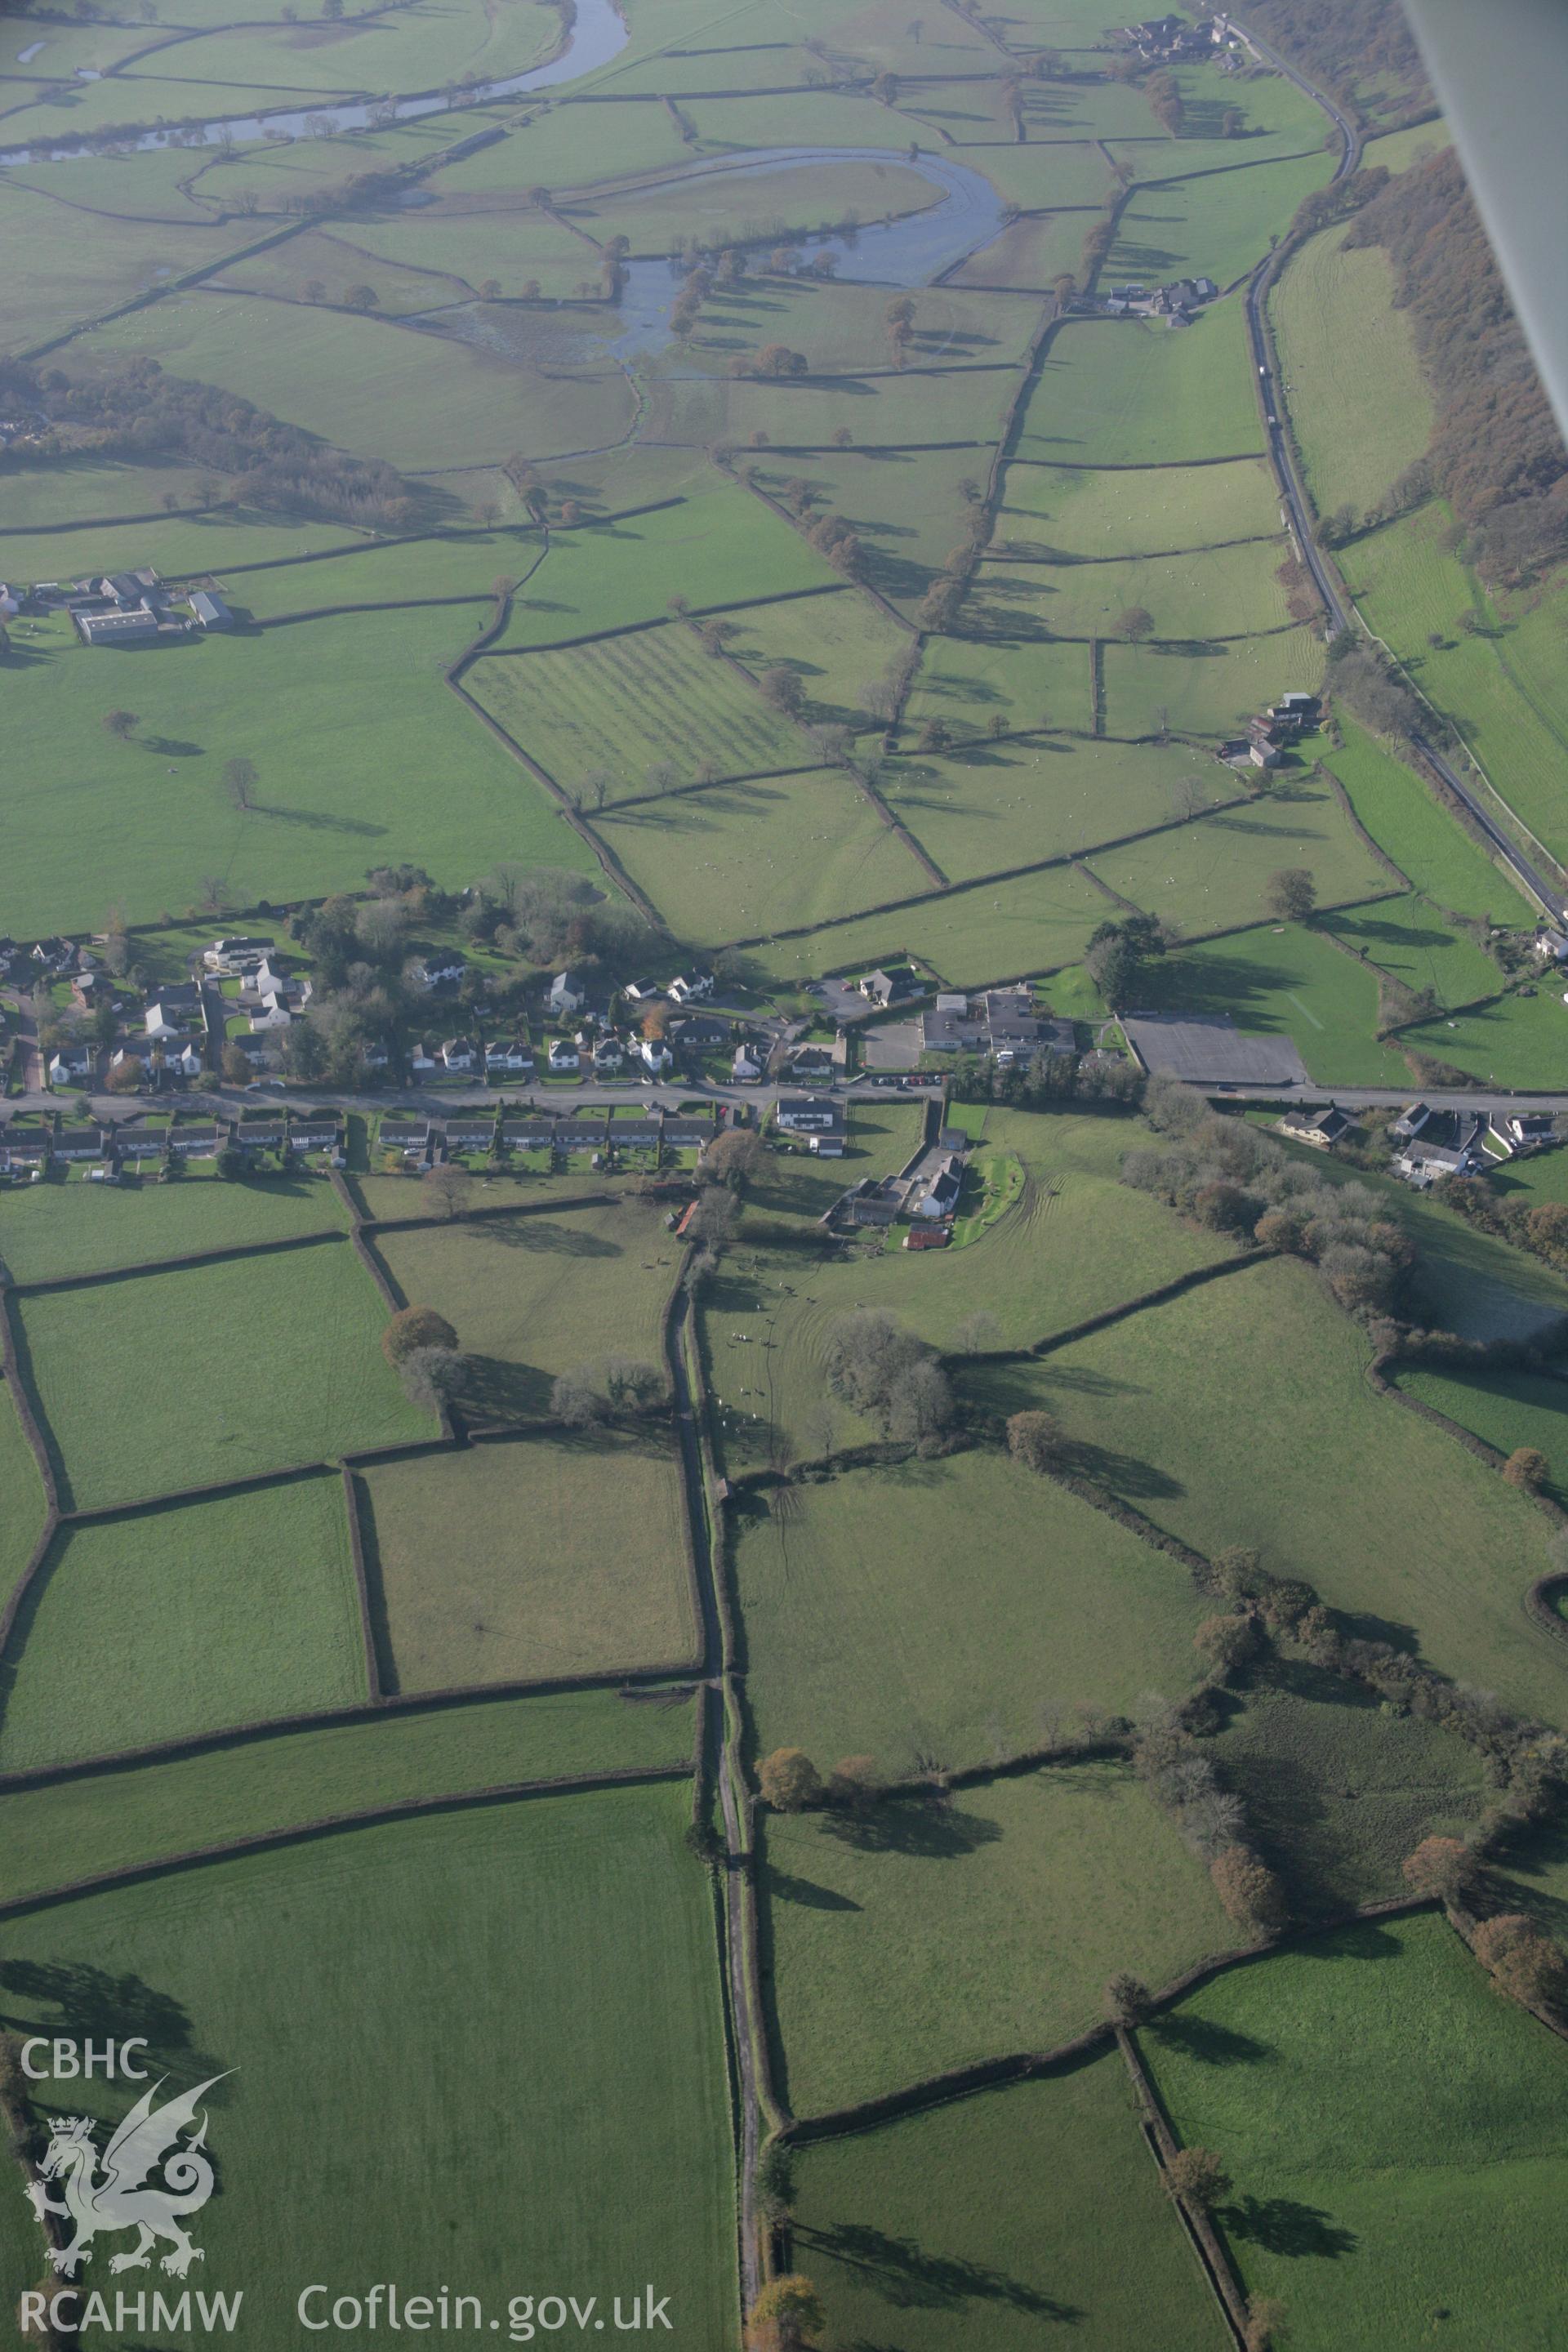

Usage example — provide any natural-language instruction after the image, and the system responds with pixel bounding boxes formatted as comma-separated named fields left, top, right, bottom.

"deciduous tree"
left=758, top=1750, right=822, bottom=1812
left=383, top=1304, right=458, bottom=1365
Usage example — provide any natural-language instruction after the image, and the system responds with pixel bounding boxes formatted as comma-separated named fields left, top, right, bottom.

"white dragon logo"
left=26, top=2074, right=229, bottom=2278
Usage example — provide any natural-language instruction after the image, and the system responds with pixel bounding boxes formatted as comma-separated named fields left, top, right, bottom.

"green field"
left=469, top=623, right=807, bottom=797
left=720, top=590, right=911, bottom=736
left=374, top=1199, right=676, bottom=1422
left=0, top=1375, right=47, bottom=1607
left=1397, top=1364, right=1568, bottom=1499
left=1324, top=715, right=1534, bottom=921
left=950, top=209, right=1090, bottom=292
left=742, top=860, right=1112, bottom=987
left=77, top=291, right=637, bottom=473
left=360, top=1432, right=697, bottom=1694
left=493, top=480, right=836, bottom=648
left=0, top=1171, right=345, bottom=1287
left=0, top=605, right=592, bottom=939
left=1400, top=986, right=1568, bottom=1090
left=733, top=1452, right=1211, bottom=1774
left=793, top=2056, right=1223, bottom=2352
left=1015, top=308, right=1263, bottom=467
left=0, top=1787, right=737, bottom=2348
left=595, top=764, right=929, bottom=944
left=900, top=631, right=1094, bottom=741
left=749, top=445, right=1014, bottom=612
left=1322, top=890, right=1503, bottom=1012
left=883, top=734, right=1227, bottom=881
left=0, top=1472, right=366, bottom=1773
left=0, top=1684, right=698, bottom=1906
left=16, top=1240, right=430, bottom=1510
left=1343, top=504, right=1568, bottom=869
left=1000, top=455, right=1281, bottom=556
left=1102, top=625, right=1325, bottom=737
left=1109, top=151, right=1334, bottom=289
left=969, top=535, right=1290, bottom=642
left=1083, top=776, right=1392, bottom=933
left=995, top=1254, right=1568, bottom=1726
left=1272, top=226, right=1435, bottom=519
left=1127, top=919, right=1416, bottom=1085
left=1212, top=1660, right=1485, bottom=1917
left=763, top=1760, right=1228, bottom=2116
left=1143, top=1912, right=1568, bottom=2352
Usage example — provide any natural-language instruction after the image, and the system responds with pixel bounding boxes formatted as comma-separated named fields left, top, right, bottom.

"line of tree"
left=1339, top=149, right=1568, bottom=586
left=0, top=355, right=416, bottom=532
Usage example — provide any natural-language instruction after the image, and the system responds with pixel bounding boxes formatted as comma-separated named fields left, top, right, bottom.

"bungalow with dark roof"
left=1279, top=1102, right=1353, bottom=1150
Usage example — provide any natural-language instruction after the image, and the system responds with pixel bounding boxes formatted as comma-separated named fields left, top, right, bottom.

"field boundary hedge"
left=0, top=1761, right=695, bottom=1923
left=6, top=1223, right=348, bottom=1297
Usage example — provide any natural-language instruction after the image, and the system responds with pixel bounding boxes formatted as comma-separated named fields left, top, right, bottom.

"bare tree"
left=102, top=709, right=140, bottom=742
left=223, top=755, right=258, bottom=811
left=421, top=1163, right=474, bottom=1222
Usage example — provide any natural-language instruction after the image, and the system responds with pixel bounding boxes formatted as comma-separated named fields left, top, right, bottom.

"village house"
left=381, top=1118, right=431, bottom=1162
left=1390, top=1103, right=1489, bottom=1186
left=731, top=1040, right=764, bottom=1083
left=287, top=1116, right=342, bottom=1159
left=591, top=1037, right=625, bottom=1073
left=442, top=1116, right=495, bottom=1155
left=145, top=987, right=201, bottom=1039
left=485, top=1038, right=533, bottom=1076
left=1531, top=929, right=1568, bottom=966
left=53, top=1125, right=108, bottom=1163
left=1487, top=1111, right=1557, bottom=1157
left=639, top=1037, right=674, bottom=1076
left=667, top=969, right=715, bottom=1004
left=167, top=1121, right=223, bottom=1157
left=47, top=1044, right=92, bottom=1086
left=439, top=1037, right=478, bottom=1072
left=782, top=1040, right=835, bottom=1083
left=1, top=1129, right=52, bottom=1174
left=860, top=967, right=919, bottom=1008
left=547, top=1039, right=581, bottom=1073
left=549, top=970, right=586, bottom=1017
left=411, top=951, right=466, bottom=992
left=776, top=1094, right=841, bottom=1135
left=1278, top=1102, right=1353, bottom=1150
left=624, top=978, right=665, bottom=1004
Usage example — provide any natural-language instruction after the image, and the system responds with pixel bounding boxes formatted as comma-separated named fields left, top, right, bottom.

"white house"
left=48, top=1045, right=91, bottom=1085
left=547, top=1039, right=580, bottom=1073
left=592, top=1038, right=625, bottom=1072
left=486, top=1039, right=533, bottom=1074
left=440, top=1037, right=478, bottom=1072
left=731, top=1042, right=764, bottom=1082
left=145, top=996, right=198, bottom=1040
left=549, top=971, right=586, bottom=1016
left=667, top=970, right=715, bottom=1004
left=412, top=951, right=466, bottom=991
left=639, top=1038, right=673, bottom=1076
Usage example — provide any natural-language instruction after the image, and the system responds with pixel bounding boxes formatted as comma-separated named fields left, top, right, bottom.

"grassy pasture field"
left=990, top=1254, right=1568, bottom=1726
left=969, top=535, right=1291, bottom=640
left=211, top=523, right=542, bottom=616
left=711, top=364, right=1018, bottom=451
left=1396, top=1365, right=1568, bottom=1496
left=1272, top=227, right=1433, bottom=518
left=1400, top=987, right=1568, bottom=1090
left=1083, top=776, right=1392, bottom=932
left=492, top=481, right=836, bottom=647
left=0, top=506, right=363, bottom=588
left=732, top=1453, right=1211, bottom=1774
left=1102, top=624, right=1325, bottom=737
left=792, top=2057, right=1224, bottom=2352
left=900, top=630, right=1094, bottom=739
left=0, top=455, right=214, bottom=530
left=167, top=0, right=564, bottom=105
left=0, top=1472, right=366, bottom=1774
left=1143, top=1913, right=1568, bottom=2352
left=947, top=140, right=1120, bottom=212
left=883, top=735, right=1228, bottom=883
left=1109, top=150, right=1334, bottom=288
left=16, top=1239, right=430, bottom=1511
left=1015, top=307, right=1263, bottom=468
left=584, top=154, right=941, bottom=256
left=360, top=1431, right=697, bottom=1694
left=1363, top=118, right=1453, bottom=175
left=0, top=1172, right=345, bottom=1287
left=0, top=1684, right=698, bottom=1908
left=741, top=859, right=1111, bottom=987
left=0, top=1788, right=737, bottom=2347
left=1000, top=453, right=1281, bottom=555
left=373, top=1199, right=676, bottom=1421
left=1213, top=1661, right=1485, bottom=1917
left=314, top=205, right=630, bottom=301
left=1322, top=890, right=1503, bottom=1011
left=1324, top=715, right=1534, bottom=920
left=749, top=445, right=1008, bottom=612
left=948, top=210, right=1091, bottom=292
left=468, top=624, right=805, bottom=796
left=76, top=292, right=636, bottom=474
left=762, top=1761, right=1229, bottom=2116
left=595, top=765, right=928, bottom=943
left=720, top=590, right=910, bottom=734
left=0, top=605, right=590, bottom=939
left=679, top=276, right=1043, bottom=382
left=1125, top=919, right=1414, bottom=1085
left=1343, top=504, right=1568, bottom=869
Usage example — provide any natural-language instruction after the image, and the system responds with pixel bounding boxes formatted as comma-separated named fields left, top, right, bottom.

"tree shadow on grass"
left=1220, top=2195, right=1357, bottom=2260
left=818, top=1793, right=1003, bottom=1859
left=466, top=1216, right=621, bottom=1258
left=764, top=1869, right=862, bottom=1912
left=1147, top=2012, right=1273, bottom=2068
left=0, top=1960, right=231, bottom=2105
left=795, top=2220, right=1081, bottom=2320
left=455, top=1352, right=553, bottom=1420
